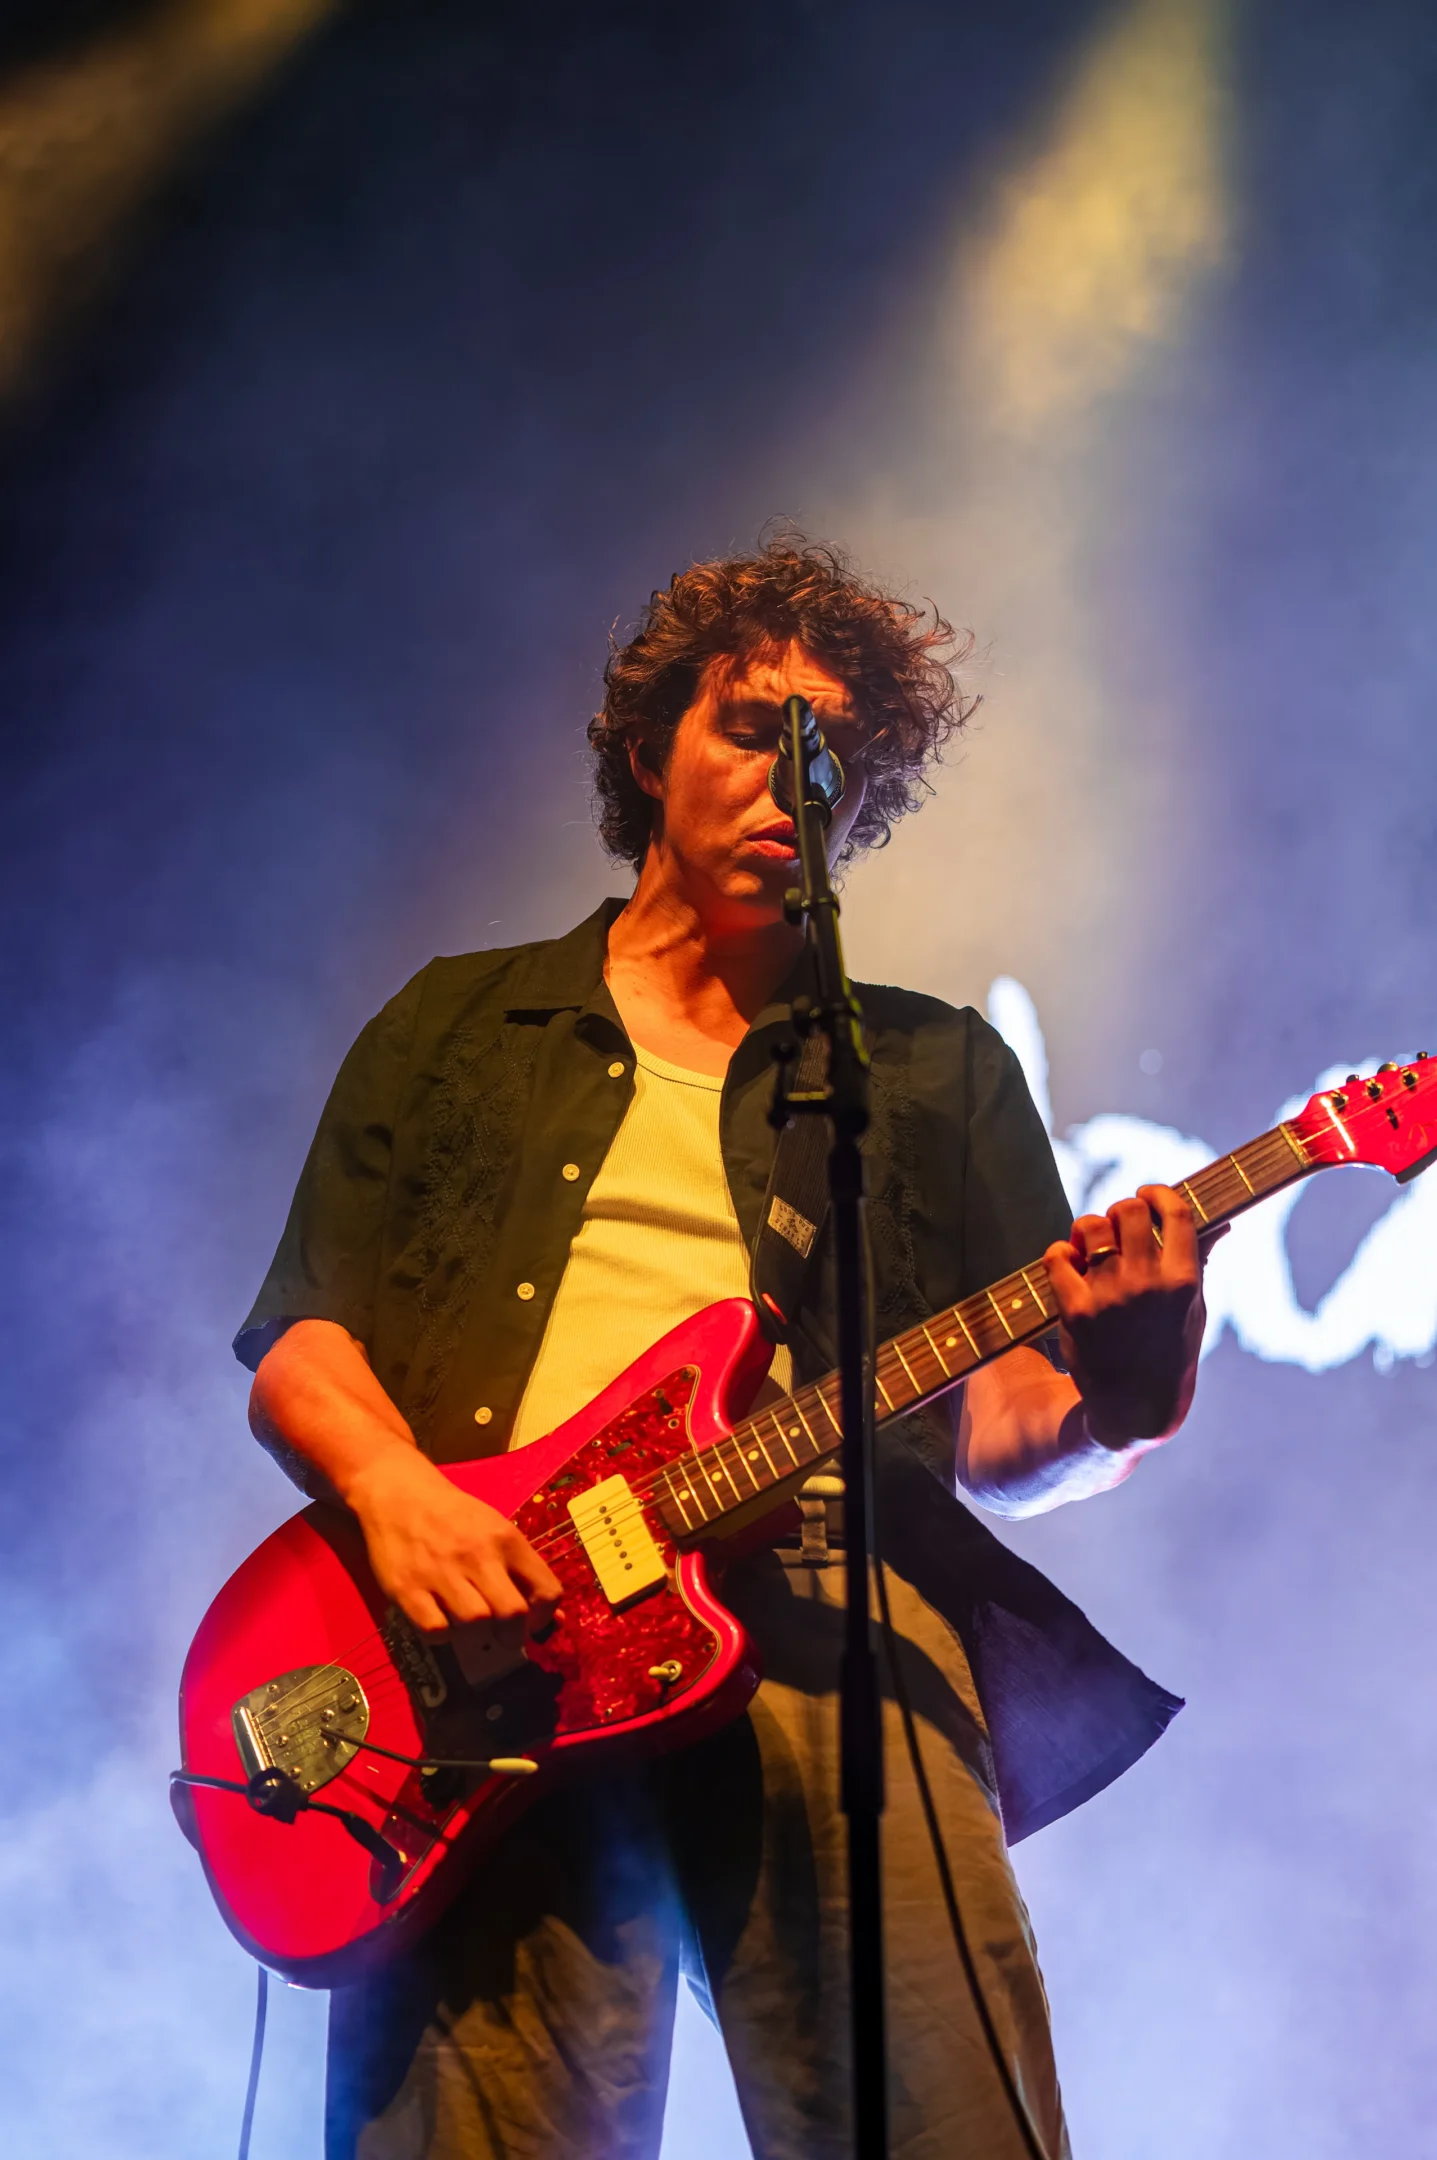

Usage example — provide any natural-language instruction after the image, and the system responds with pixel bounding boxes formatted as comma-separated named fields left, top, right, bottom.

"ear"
left=627, top=731, right=665, bottom=803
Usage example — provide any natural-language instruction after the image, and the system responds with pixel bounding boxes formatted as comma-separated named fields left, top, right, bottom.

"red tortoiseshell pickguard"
left=512, top=1366, right=717, bottom=1731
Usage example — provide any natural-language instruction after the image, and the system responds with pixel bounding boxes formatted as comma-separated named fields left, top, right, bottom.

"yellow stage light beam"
left=965, top=0, right=1228, bottom=434
left=838, top=0, right=1232, bottom=1038
left=0, top=0, right=340, bottom=399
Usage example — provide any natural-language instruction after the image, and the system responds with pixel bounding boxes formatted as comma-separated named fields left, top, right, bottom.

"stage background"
left=0, top=2, right=1433, bottom=2154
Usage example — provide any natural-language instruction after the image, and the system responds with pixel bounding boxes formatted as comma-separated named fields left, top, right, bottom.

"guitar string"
left=259, top=1127, right=1321, bottom=1733
left=391, top=1129, right=1315, bottom=1598
left=244, top=1134, right=1308, bottom=1777
left=509, top=1123, right=1314, bottom=1557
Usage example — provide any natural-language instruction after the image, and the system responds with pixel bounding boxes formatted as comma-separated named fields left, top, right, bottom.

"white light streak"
left=990, top=977, right=1437, bottom=1375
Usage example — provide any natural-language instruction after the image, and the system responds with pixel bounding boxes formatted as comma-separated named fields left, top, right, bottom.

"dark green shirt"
left=236, top=898, right=1181, bottom=1841
left=237, top=899, right=1072, bottom=1459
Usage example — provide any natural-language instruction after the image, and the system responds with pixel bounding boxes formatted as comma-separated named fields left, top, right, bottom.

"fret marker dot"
left=1010, top=1298, right=1023, bottom=1311
left=748, top=1450, right=759, bottom=1461
left=946, top=1337, right=957, bottom=1349
left=789, top=1428, right=799, bottom=1439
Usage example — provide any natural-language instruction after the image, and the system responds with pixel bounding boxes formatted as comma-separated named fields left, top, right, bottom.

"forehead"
left=706, top=642, right=854, bottom=718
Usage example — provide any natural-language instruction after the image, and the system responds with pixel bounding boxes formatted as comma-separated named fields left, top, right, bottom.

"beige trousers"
left=326, top=1551, right=1070, bottom=2160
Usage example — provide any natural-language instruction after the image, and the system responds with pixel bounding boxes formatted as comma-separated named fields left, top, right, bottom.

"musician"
left=238, top=538, right=1208, bottom=2160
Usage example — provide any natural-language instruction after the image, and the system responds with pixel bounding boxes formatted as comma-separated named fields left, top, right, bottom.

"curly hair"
left=587, top=535, right=975, bottom=868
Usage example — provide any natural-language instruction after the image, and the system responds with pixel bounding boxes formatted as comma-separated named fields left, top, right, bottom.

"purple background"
left=0, top=3, right=1433, bottom=2153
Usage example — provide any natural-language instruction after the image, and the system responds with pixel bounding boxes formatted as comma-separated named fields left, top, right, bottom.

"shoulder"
left=318, top=940, right=551, bottom=1111
left=371, top=905, right=611, bottom=1045
left=853, top=978, right=992, bottom=1051
left=854, top=980, right=1030, bottom=1113
left=414, top=938, right=545, bottom=1017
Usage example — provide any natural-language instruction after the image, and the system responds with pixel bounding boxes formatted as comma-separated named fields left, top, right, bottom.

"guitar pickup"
left=568, top=1475, right=667, bottom=1606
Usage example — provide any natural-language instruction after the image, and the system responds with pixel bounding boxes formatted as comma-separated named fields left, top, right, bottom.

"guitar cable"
left=177, top=1532, right=1047, bottom=2156
left=238, top=1966, right=268, bottom=2160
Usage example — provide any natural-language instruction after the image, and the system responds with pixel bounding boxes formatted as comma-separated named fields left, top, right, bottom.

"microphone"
left=768, top=698, right=846, bottom=826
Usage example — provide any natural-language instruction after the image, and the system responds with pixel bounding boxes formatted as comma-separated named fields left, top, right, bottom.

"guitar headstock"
left=1289, top=1054, right=1437, bottom=1181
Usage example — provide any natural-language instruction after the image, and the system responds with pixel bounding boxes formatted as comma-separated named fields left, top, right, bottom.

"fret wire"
left=873, top=1347, right=920, bottom=1399
left=654, top=1130, right=1331, bottom=1541
left=727, top=1436, right=762, bottom=1497
left=952, top=1308, right=982, bottom=1362
left=749, top=1420, right=782, bottom=1480
left=1001, top=1274, right=1032, bottom=1319
left=768, top=1407, right=803, bottom=1467
left=661, top=1465, right=695, bottom=1532
left=886, top=1338, right=917, bottom=1394
left=920, top=1323, right=952, bottom=1379
left=920, top=1325, right=953, bottom=1374
left=1019, top=1266, right=1051, bottom=1317
left=963, top=1300, right=1000, bottom=1354
left=1233, top=1147, right=1278, bottom=1191
left=789, top=1398, right=820, bottom=1453
left=1260, top=1130, right=1309, bottom=1178
left=679, top=1462, right=714, bottom=1522
left=985, top=1287, right=1016, bottom=1341
left=713, top=1448, right=745, bottom=1504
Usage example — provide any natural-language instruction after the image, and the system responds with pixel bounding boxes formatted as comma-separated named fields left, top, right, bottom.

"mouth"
left=743, top=821, right=798, bottom=860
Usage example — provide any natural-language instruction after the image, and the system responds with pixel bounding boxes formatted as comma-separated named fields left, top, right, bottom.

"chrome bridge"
left=231, top=1664, right=370, bottom=1796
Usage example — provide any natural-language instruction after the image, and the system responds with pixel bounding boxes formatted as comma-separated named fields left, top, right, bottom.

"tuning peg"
left=1364, top=1079, right=1383, bottom=1101
left=1403, top=1071, right=1419, bottom=1090
left=1330, top=1090, right=1348, bottom=1110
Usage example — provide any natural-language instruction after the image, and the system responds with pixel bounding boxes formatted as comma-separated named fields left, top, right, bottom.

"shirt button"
left=608, top=1060, right=625, bottom=1078
left=516, top=1281, right=536, bottom=1301
left=473, top=1405, right=493, bottom=1425
left=562, top=1162, right=581, bottom=1181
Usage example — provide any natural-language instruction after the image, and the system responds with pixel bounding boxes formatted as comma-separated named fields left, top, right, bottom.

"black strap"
left=749, top=1028, right=831, bottom=1344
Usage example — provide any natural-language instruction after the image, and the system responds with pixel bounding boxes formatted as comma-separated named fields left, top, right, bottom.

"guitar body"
left=176, top=1047, right=1437, bottom=1987
left=177, top=1299, right=774, bottom=1986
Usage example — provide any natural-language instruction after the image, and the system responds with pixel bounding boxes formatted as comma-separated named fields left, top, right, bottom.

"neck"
left=605, top=849, right=802, bottom=1071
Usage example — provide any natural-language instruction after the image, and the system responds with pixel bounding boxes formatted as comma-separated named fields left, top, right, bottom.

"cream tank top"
left=508, top=1044, right=792, bottom=1449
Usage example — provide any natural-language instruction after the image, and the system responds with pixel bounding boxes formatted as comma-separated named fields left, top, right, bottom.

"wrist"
left=338, top=1436, right=429, bottom=1516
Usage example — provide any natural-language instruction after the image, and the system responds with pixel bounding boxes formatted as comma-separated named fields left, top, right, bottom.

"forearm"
left=955, top=1347, right=1158, bottom=1518
left=248, top=1318, right=418, bottom=1505
left=248, top=1317, right=563, bottom=1632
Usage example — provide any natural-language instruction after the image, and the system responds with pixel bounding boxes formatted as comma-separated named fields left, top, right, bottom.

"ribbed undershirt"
left=508, top=1044, right=792, bottom=1449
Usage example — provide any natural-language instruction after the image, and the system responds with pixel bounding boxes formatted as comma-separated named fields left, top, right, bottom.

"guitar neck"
left=654, top=1120, right=1316, bottom=1542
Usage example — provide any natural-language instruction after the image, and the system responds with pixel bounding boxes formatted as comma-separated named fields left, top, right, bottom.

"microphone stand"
left=772, top=693, right=887, bottom=2159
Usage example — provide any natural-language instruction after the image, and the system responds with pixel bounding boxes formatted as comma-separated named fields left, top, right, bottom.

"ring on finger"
left=1084, top=1245, right=1119, bottom=1267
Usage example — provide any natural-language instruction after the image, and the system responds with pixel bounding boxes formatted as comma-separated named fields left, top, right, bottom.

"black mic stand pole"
left=774, top=692, right=887, bottom=2160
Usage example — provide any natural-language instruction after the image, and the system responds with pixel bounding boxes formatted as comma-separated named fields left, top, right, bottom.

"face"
left=630, top=642, right=871, bottom=923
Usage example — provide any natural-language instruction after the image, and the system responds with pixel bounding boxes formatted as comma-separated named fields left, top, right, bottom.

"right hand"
left=345, top=1445, right=563, bottom=1638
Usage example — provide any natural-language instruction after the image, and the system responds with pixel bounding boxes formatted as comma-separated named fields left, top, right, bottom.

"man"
left=238, top=539, right=1207, bottom=2160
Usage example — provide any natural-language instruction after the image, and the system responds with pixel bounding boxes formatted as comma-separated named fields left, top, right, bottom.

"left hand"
left=1044, top=1185, right=1224, bottom=1449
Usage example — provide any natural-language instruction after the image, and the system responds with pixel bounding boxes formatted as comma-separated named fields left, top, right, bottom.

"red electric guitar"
left=174, top=1058, right=1437, bottom=1985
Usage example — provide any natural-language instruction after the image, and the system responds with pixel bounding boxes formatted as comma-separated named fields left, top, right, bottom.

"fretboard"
left=653, top=1120, right=1314, bottom=1541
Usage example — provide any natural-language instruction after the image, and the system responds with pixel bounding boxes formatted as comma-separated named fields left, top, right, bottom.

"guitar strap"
left=748, top=1026, right=832, bottom=1346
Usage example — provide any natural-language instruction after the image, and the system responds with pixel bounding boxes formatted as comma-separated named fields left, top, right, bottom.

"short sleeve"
left=232, top=970, right=426, bottom=1372
left=962, top=1013, right=1074, bottom=1294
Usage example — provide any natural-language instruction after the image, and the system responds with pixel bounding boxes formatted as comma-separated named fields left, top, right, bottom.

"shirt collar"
left=505, top=896, right=815, bottom=1056
left=504, top=897, right=629, bottom=1013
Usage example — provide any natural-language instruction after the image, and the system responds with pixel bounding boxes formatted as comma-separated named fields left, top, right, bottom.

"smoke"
left=1, top=2, right=1434, bottom=2156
